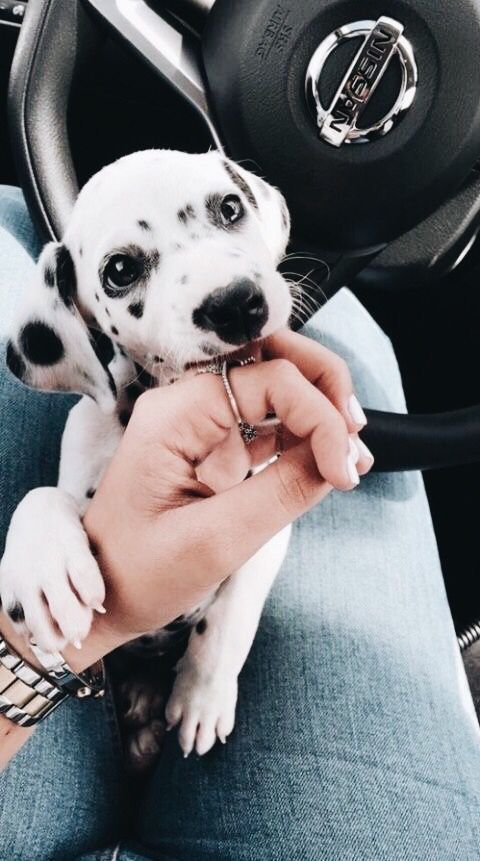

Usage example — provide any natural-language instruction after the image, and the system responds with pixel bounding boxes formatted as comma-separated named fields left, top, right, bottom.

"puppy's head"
left=6, top=150, right=292, bottom=408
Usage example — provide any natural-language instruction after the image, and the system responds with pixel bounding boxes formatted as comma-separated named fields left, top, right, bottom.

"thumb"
left=179, top=442, right=331, bottom=583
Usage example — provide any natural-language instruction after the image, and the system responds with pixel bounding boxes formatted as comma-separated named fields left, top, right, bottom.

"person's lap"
left=0, top=189, right=479, bottom=861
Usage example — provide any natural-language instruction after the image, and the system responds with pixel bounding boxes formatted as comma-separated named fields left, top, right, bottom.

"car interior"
left=1, top=0, right=480, bottom=713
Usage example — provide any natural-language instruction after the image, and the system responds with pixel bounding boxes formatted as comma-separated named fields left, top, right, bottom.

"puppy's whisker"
left=280, top=251, right=330, bottom=273
left=287, top=278, right=325, bottom=326
left=290, top=292, right=323, bottom=320
left=285, top=273, right=328, bottom=309
left=290, top=273, right=328, bottom=307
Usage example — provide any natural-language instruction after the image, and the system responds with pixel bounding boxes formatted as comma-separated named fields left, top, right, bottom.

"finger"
left=229, top=360, right=356, bottom=490
left=353, top=434, right=375, bottom=475
left=264, top=329, right=367, bottom=432
left=183, top=442, right=332, bottom=584
left=135, top=361, right=357, bottom=490
left=196, top=427, right=252, bottom=492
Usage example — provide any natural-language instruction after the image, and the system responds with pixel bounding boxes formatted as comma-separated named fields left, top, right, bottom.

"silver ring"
left=196, top=356, right=257, bottom=446
left=221, top=360, right=258, bottom=446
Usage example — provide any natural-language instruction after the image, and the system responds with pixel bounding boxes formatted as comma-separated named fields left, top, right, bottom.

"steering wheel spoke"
left=85, top=0, right=221, bottom=148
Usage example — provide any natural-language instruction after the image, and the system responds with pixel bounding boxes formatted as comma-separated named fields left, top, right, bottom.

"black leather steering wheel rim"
left=8, top=0, right=480, bottom=473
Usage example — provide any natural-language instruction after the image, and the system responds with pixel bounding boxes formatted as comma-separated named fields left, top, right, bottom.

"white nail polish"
left=346, top=453, right=360, bottom=487
left=349, top=437, right=360, bottom=465
left=356, top=437, right=375, bottom=465
left=73, top=639, right=82, bottom=650
left=348, top=394, right=367, bottom=428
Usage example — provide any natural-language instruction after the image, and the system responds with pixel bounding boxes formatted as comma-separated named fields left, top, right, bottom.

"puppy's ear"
left=223, top=159, right=291, bottom=263
left=5, top=241, right=117, bottom=412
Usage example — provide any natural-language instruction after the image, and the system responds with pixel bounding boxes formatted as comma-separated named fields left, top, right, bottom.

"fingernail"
left=346, top=451, right=360, bottom=487
left=348, top=394, right=367, bottom=428
left=93, top=602, right=107, bottom=614
left=349, top=437, right=359, bottom=465
left=73, top=639, right=82, bottom=650
left=356, top=437, right=375, bottom=465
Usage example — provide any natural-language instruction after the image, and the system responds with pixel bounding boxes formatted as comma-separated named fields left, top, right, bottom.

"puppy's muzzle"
left=193, top=278, right=269, bottom=346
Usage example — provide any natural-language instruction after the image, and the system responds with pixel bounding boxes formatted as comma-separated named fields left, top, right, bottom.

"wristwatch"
left=0, top=636, right=106, bottom=727
left=0, top=636, right=67, bottom=727
left=28, top=643, right=105, bottom=699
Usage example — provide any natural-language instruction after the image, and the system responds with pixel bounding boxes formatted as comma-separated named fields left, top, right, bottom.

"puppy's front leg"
left=165, top=525, right=291, bottom=757
left=0, top=396, right=122, bottom=652
left=0, top=486, right=106, bottom=652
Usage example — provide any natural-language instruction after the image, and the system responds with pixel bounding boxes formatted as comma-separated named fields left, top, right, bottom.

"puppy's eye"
left=220, top=194, right=244, bottom=225
left=104, top=254, right=142, bottom=290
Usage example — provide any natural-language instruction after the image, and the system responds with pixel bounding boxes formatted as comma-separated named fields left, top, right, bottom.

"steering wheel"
left=8, top=0, right=480, bottom=472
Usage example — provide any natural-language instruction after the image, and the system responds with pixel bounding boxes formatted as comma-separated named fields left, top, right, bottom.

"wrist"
left=0, top=606, right=119, bottom=680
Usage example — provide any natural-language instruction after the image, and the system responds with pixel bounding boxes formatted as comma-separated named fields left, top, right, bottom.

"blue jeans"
left=0, top=187, right=479, bottom=861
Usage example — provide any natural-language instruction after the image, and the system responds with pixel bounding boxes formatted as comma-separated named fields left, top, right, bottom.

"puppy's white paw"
left=0, top=487, right=105, bottom=652
left=165, top=653, right=238, bottom=757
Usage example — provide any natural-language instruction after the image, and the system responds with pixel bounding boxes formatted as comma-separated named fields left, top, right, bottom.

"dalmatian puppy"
left=0, top=149, right=294, bottom=763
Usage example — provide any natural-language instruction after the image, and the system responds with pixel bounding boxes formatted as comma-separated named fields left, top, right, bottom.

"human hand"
left=195, top=329, right=373, bottom=492
left=76, top=351, right=373, bottom=669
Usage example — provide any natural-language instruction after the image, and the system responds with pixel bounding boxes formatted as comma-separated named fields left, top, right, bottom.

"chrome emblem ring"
left=305, top=16, right=418, bottom=147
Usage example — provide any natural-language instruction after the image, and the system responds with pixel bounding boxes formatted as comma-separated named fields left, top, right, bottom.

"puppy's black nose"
left=193, top=279, right=268, bottom=345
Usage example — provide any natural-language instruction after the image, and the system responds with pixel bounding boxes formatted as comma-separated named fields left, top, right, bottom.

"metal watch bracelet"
left=29, top=643, right=106, bottom=699
left=0, top=636, right=67, bottom=727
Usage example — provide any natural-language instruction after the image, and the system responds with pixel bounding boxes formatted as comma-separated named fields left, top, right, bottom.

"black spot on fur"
left=205, top=193, right=224, bottom=229
left=150, top=250, right=161, bottom=270
left=137, top=219, right=151, bottom=231
left=105, top=307, right=111, bottom=317
left=87, top=329, right=117, bottom=398
left=196, top=618, right=207, bottom=635
left=79, top=246, right=83, bottom=257
left=126, top=382, right=143, bottom=401
left=223, top=161, right=258, bottom=209
left=119, top=409, right=131, bottom=428
left=8, top=603, right=25, bottom=623
left=107, top=371, right=117, bottom=398
left=164, top=615, right=187, bottom=632
left=55, top=245, right=77, bottom=306
left=89, top=329, right=114, bottom=368
left=200, top=341, right=220, bottom=357
left=128, top=300, right=144, bottom=319
left=44, top=265, right=55, bottom=288
left=178, top=209, right=188, bottom=224
left=86, top=487, right=96, bottom=499
left=154, top=355, right=163, bottom=363
left=6, top=341, right=26, bottom=380
left=180, top=274, right=188, bottom=285
left=95, top=293, right=100, bottom=302
left=134, top=363, right=156, bottom=389
left=20, top=322, right=64, bottom=365
left=111, top=325, right=119, bottom=336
